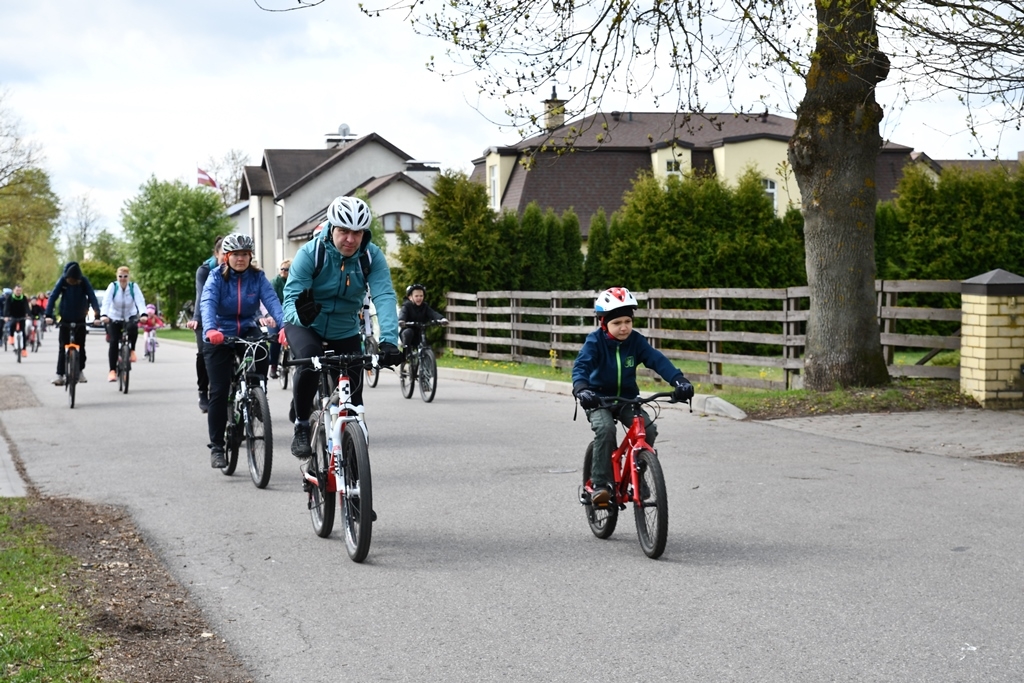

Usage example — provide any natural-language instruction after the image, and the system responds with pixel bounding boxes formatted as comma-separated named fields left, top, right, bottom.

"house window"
left=276, top=214, right=283, bottom=240
left=666, top=159, right=681, bottom=176
left=489, top=165, right=500, bottom=209
left=762, top=178, right=777, bottom=211
left=382, top=212, right=421, bottom=234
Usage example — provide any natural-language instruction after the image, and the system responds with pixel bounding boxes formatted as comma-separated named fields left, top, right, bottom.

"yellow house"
left=471, top=110, right=915, bottom=236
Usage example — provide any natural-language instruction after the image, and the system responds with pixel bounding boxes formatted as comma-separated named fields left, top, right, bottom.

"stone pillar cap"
left=962, top=269, right=1024, bottom=296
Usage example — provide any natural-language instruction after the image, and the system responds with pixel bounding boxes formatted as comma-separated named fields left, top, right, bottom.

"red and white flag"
left=197, top=168, right=219, bottom=189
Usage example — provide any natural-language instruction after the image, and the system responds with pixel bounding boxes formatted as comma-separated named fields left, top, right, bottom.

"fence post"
left=551, top=293, right=561, bottom=366
left=476, top=292, right=484, bottom=358
left=647, top=291, right=660, bottom=352
left=707, top=294, right=722, bottom=389
left=878, top=280, right=896, bottom=366
left=783, top=289, right=802, bottom=390
left=511, top=292, right=521, bottom=362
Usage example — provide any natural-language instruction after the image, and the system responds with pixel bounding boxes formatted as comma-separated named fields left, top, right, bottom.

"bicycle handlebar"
left=283, top=351, right=381, bottom=371
left=399, top=320, right=445, bottom=329
left=594, top=391, right=680, bottom=408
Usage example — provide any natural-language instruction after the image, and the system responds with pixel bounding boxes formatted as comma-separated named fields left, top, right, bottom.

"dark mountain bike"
left=399, top=320, right=442, bottom=403
left=220, top=333, right=275, bottom=489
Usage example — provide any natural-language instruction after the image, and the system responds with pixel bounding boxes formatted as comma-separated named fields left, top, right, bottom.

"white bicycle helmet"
left=326, top=196, right=372, bottom=231
left=595, top=287, right=638, bottom=325
left=221, top=233, right=255, bottom=253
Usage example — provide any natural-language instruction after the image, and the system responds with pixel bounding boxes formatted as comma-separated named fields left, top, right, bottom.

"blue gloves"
left=673, top=378, right=694, bottom=402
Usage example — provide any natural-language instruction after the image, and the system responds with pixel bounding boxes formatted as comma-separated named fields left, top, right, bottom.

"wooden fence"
left=444, top=281, right=961, bottom=391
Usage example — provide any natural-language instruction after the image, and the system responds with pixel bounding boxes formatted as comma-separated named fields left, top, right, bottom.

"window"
left=489, top=165, right=500, bottom=209
left=666, top=159, right=681, bottom=176
left=276, top=214, right=283, bottom=240
left=762, top=178, right=777, bottom=211
left=381, top=212, right=422, bottom=234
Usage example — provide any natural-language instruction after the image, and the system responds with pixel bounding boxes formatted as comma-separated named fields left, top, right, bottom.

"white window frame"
left=762, top=178, right=777, bottom=211
left=489, top=165, right=500, bottom=209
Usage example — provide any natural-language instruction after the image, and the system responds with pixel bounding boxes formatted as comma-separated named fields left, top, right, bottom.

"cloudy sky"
left=2, top=0, right=1023, bottom=233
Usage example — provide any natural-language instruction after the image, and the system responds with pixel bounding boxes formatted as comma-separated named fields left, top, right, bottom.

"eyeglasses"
left=280, top=268, right=289, bottom=272
left=117, top=275, right=129, bottom=279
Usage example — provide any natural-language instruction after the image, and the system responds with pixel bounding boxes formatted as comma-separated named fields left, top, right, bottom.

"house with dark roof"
left=471, top=106, right=917, bottom=236
left=238, top=125, right=438, bottom=268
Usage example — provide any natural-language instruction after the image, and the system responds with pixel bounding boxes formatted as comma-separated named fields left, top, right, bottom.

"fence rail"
left=444, top=281, right=962, bottom=390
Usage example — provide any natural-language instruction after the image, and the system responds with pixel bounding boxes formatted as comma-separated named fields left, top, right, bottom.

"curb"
left=438, top=368, right=748, bottom=420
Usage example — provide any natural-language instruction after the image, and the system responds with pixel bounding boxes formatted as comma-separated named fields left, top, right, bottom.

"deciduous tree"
left=121, top=177, right=232, bottom=326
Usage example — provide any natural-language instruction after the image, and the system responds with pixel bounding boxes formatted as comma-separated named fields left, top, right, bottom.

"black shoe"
left=590, top=485, right=612, bottom=507
left=291, top=422, right=313, bottom=459
left=199, top=391, right=209, bottom=414
left=269, top=366, right=279, bottom=379
left=211, top=446, right=227, bottom=469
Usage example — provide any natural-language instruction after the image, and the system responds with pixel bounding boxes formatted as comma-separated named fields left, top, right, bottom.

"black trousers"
left=194, top=327, right=209, bottom=394
left=56, top=322, right=88, bottom=375
left=284, top=323, right=363, bottom=422
left=106, top=319, right=139, bottom=371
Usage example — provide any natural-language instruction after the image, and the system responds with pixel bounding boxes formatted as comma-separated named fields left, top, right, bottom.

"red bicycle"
left=579, top=391, right=678, bottom=559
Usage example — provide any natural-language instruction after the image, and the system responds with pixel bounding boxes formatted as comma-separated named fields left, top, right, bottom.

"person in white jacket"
left=100, top=266, right=148, bottom=382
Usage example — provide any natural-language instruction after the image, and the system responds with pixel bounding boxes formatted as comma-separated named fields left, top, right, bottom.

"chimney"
left=324, top=123, right=356, bottom=149
left=544, top=86, right=566, bottom=131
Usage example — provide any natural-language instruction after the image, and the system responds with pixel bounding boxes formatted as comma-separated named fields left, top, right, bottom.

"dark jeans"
left=400, top=327, right=422, bottom=357
left=56, top=322, right=88, bottom=375
left=106, top=319, right=139, bottom=371
left=194, top=327, right=209, bottom=395
left=284, top=323, right=363, bottom=422
left=587, top=404, right=657, bottom=489
left=202, top=334, right=270, bottom=449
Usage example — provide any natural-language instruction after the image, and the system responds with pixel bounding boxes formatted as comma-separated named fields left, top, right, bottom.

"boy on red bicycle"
left=572, top=287, right=694, bottom=506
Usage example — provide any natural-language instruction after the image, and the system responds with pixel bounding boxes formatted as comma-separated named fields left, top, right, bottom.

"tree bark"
left=789, top=0, right=891, bottom=390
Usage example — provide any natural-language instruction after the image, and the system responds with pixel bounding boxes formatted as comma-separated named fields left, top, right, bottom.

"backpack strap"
left=311, top=240, right=373, bottom=290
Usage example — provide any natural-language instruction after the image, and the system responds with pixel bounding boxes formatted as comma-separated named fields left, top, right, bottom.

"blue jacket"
left=44, top=262, right=101, bottom=323
left=282, top=229, right=400, bottom=346
left=572, top=328, right=684, bottom=399
left=201, top=265, right=284, bottom=338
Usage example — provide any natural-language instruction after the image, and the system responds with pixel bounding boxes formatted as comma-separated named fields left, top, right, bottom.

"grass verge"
left=434, top=353, right=980, bottom=420
left=0, top=498, right=105, bottom=682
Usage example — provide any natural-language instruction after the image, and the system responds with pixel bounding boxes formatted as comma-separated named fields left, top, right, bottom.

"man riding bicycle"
left=3, top=284, right=29, bottom=341
left=100, top=266, right=148, bottom=382
left=282, top=195, right=403, bottom=459
left=44, top=262, right=101, bottom=385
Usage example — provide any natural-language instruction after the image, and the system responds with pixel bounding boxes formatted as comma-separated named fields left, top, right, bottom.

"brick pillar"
left=960, top=269, right=1024, bottom=409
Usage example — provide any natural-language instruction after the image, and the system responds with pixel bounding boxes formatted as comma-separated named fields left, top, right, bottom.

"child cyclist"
left=139, top=304, right=165, bottom=353
left=398, top=283, right=447, bottom=359
left=572, top=287, right=695, bottom=506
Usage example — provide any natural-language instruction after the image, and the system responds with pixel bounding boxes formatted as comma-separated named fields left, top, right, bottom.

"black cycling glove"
left=673, top=377, right=695, bottom=402
left=576, top=388, right=600, bottom=410
left=295, top=288, right=322, bottom=327
left=378, top=342, right=403, bottom=368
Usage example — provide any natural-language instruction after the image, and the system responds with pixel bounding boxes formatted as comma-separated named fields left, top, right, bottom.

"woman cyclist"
left=200, top=234, right=284, bottom=469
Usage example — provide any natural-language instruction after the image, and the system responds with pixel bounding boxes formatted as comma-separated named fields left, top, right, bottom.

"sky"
left=2, top=0, right=1024, bottom=235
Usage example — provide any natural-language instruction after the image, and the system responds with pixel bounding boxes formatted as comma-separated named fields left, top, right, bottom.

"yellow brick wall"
left=961, top=293, right=1024, bottom=407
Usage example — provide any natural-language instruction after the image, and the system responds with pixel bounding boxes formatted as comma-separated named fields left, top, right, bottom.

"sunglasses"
left=281, top=268, right=289, bottom=272
left=117, top=275, right=129, bottom=279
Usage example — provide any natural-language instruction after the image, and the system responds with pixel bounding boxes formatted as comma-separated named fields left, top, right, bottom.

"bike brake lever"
left=311, top=356, right=322, bottom=371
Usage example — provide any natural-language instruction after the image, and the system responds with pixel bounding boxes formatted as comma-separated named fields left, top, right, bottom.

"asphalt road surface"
left=3, top=337, right=1023, bottom=682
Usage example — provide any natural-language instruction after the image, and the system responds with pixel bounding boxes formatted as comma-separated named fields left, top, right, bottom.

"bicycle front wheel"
left=633, top=449, right=668, bottom=559
left=418, top=347, right=437, bottom=403
left=341, top=421, right=372, bottom=563
left=399, top=358, right=414, bottom=399
left=222, top=407, right=240, bottom=476
left=245, top=386, right=273, bottom=489
left=118, top=345, right=131, bottom=394
left=66, top=348, right=79, bottom=409
left=582, top=443, right=617, bottom=539
left=308, top=409, right=335, bottom=538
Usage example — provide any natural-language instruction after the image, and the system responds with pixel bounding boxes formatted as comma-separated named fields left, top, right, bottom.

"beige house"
left=471, top=108, right=916, bottom=235
left=238, top=125, right=438, bottom=269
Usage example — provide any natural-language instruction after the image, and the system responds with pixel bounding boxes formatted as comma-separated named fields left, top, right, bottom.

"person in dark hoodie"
left=398, top=283, right=447, bottom=359
left=44, top=262, right=101, bottom=386
left=185, top=235, right=224, bottom=413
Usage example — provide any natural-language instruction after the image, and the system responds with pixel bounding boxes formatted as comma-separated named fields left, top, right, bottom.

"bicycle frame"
left=309, top=368, right=368, bottom=495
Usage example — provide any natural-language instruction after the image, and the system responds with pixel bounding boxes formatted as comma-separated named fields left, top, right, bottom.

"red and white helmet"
left=595, top=287, right=638, bottom=314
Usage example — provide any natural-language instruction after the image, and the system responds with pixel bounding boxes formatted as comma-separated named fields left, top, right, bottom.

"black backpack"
left=310, top=240, right=372, bottom=287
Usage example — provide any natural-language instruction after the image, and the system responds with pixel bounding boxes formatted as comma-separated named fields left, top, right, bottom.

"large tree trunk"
left=789, top=0, right=891, bottom=391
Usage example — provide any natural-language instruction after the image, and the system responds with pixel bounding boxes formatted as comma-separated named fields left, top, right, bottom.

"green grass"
left=0, top=499, right=106, bottom=682
left=156, top=327, right=196, bottom=343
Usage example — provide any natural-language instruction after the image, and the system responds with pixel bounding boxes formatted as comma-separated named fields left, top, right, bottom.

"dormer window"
left=666, top=160, right=681, bottom=177
left=762, top=178, right=777, bottom=211
left=489, top=165, right=500, bottom=209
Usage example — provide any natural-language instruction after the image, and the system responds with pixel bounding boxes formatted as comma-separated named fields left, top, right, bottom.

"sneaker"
left=590, top=484, right=612, bottom=507
left=198, top=392, right=209, bottom=414
left=52, top=374, right=65, bottom=386
left=108, top=370, right=117, bottom=382
left=130, top=350, right=137, bottom=363
left=210, top=446, right=227, bottom=469
left=291, top=422, right=313, bottom=459
left=78, top=372, right=88, bottom=383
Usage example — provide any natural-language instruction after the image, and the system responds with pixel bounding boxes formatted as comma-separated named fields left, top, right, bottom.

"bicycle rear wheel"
left=147, top=336, right=156, bottom=362
left=340, top=421, right=372, bottom=562
left=222, top=405, right=240, bottom=476
left=582, top=443, right=617, bottom=539
left=633, top=449, right=668, bottom=559
left=66, top=348, right=79, bottom=409
left=245, top=386, right=273, bottom=489
left=15, top=333, right=22, bottom=363
left=418, top=347, right=437, bottom=402
left=279, top=347, right=290, bottom=390
left=399, top=358, right=414, bottom=399
left=308, top=409, right=335, bottom=538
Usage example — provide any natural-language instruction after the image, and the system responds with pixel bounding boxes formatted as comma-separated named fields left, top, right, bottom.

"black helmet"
left=406, top=283, right=426, bottom=296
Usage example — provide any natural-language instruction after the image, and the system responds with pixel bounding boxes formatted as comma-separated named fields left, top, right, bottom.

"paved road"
left=2, top=338, right=1024, bottom=681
